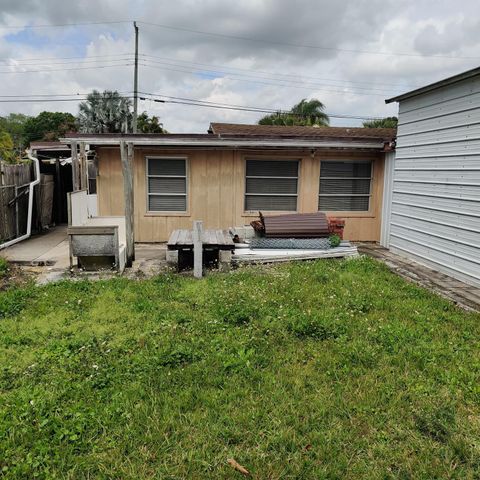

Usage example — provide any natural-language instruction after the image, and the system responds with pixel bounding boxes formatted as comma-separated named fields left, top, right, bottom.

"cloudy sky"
left=0, top=0, right=478, bottom=132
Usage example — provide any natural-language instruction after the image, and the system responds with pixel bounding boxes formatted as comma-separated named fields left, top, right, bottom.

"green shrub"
left=329, top=234, right=341, bottom=248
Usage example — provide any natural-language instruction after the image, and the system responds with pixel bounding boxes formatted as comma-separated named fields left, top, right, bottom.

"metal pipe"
left=0, top=149, right=41, bottom=250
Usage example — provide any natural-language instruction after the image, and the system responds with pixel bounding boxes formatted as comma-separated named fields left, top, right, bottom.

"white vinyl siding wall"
left=388, top=75, right=480, bottom=287
left=146, top=157, right=187, bottom=212
left=245, top=159, right=299, bottom=211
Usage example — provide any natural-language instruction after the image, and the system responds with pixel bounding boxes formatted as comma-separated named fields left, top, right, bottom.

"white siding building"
left=383, top=67, right=480, bottom=287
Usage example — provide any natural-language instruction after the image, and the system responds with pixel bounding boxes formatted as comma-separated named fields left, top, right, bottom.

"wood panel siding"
left=97, top=147, right=385, bottom=242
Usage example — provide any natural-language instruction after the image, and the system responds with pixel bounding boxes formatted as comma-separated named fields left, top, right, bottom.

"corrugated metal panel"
left=388, top=75, right=480, bottom=287
left=261, top=212, right=330, bottom=238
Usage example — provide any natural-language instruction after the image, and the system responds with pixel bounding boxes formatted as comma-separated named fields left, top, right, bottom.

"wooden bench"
left=167, top=229, right=234, bottom=250
left=167, top=228, right=234, bottom=273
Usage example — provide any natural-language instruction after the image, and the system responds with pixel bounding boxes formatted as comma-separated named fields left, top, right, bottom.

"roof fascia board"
left=60, top=137, right=385, bottom=149
left=386, top=67, right=480, bottom=104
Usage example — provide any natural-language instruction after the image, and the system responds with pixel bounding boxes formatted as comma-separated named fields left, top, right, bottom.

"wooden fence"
left=0, top=162, right=32, bottom=243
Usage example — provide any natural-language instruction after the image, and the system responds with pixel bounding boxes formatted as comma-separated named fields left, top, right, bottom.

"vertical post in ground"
left=193, top=220, right=203, bottom=278
left=71, top=141, right=79, bottom=191
left=79, top=142, right=87, bottom=191
left=120, top=140, right=135, bottom=267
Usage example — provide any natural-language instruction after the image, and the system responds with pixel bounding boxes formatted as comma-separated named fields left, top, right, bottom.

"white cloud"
left=0, top=0, right=479, bottom=132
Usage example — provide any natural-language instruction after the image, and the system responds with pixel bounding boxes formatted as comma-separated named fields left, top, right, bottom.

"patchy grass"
left=0, top=257, right=480, bottom=479
left=0, top=257, right=31, bottom=291
left=0, top=257, right=8, bottom=277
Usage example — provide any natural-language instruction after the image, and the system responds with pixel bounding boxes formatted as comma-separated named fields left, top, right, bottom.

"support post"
left=193, top=220, right=203, bottom=278
left=79, top=142, right=87, bottom=191
left=120, top=141, right=135, bottom=267
left=71, top=141, right=80, bottom=191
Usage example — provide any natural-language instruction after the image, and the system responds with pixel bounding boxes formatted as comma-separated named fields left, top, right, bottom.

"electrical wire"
left=139, top=62, right=391, bottom=97
left=137, top=20, right=480, bottom=61
left=0, top=18, right=476, bottom=61
left=139, top=53, right=420, bottom=89
left=139, top=92, right=382, bottom=120
left=139, top=58, right=397, bottom=94
left=0, top=63, right=134, bottom=74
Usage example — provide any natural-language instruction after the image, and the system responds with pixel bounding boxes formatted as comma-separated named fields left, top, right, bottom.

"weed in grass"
left=414, top=403, right=456, bottom=443
left=287, top=310, right=344, bottom=340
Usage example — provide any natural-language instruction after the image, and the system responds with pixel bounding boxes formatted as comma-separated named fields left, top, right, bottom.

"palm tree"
left=362, top=116, right=398, bottom=128
left=259, top=98, right=329, bottom=126
left=78, top=90, right=133, bottom=133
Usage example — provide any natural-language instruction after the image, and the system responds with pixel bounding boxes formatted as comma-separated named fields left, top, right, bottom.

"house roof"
left=209, top=122, right=396, bottom=141
left=61, top=123, right=396, bottom=151
left=30, top=141, right=70, bottom=151
left=385, top=66, right=480, bottom=104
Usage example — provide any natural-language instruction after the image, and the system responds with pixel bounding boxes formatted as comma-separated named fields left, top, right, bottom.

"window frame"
left=244, top=157, right=300, bottom=213
left=145, top=156, right=189, bottom=214
left=318, top=159, right=373, bottom=213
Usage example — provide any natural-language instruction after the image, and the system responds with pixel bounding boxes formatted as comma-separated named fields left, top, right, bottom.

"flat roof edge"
left=60, top=137, right=388, bottom=149
left=385, top=66, right=480, bottom=104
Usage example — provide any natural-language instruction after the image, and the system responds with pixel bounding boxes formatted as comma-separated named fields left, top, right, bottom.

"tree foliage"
left=362, top=116, right=398, bottom=128
left=78, top=90, right=133, bottom=133
left=23, top=111, right=77, bottom=144
left=0, top=131, right=17, bottom=163
left=137, top=111, right=167, bottom=133
left=259, top=98, right=329, bottom=126
left=0, top=113, right=30, bottom=155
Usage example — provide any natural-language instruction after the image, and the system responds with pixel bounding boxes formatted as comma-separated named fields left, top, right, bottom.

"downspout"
left=0, top=149, right=41, bottom=250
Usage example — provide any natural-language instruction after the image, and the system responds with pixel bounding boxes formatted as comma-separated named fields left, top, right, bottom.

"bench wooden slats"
left=167, top=228, right=234, bottom=250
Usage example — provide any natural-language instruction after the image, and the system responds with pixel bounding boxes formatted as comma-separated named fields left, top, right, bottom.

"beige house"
left=64, top=123, right=396, bottom=243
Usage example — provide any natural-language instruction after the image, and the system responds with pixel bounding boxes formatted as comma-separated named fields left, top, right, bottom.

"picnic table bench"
left=167, top=229, right=234, bottom=250
left=167, top=228, right=234, bottom=273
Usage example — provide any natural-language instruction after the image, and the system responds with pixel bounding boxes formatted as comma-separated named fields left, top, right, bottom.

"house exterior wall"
left=96, top=147, right=385, bottom=242
left=388, top=75, right=480, bottom=287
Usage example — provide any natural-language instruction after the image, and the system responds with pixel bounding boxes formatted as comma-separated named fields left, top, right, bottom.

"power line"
left=0, top=58, right=133, bottom=68
left=0, top=63, right=133, bottom=74
left=139, top=53, right=420, bottom=89
left=0, top=18, right=477, bottom=61
left=0, top=91, right=131, bottom=98
left=137, top=21, right=480, bottom=61
left=139, top=92, right=381, bottom=120
left=0, top=53, right=133, bottom=63
left=0, top=20, right=129, bottom=29
left=139, top=62, right=390, bottom=97
left=139, top=57, right=397, bottom=94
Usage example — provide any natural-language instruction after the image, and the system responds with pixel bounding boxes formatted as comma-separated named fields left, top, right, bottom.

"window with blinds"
left=319, top=161, right=372, bottom=211
left=245, top=159, right=299, bottom=211
left=146, top=157, right=187, bottom=212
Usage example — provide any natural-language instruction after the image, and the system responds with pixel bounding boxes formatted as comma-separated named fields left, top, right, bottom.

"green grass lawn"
left=1, top=257, right=480, bottom=479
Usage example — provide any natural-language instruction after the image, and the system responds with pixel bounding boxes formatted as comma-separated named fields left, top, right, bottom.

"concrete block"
left=219, top=250, right=232, bottom=272
left=166, top=249, right=179, bottom=270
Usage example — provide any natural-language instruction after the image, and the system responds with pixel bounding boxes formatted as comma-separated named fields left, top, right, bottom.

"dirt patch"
left=0, top=260, right=33, bottom=290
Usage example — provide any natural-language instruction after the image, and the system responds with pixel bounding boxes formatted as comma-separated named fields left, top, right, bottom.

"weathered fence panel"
left=0, top=186, right=16, bottom=242
left=0, top=162, right=33, bottom=244
left=1, top=162, right=32, bottom=187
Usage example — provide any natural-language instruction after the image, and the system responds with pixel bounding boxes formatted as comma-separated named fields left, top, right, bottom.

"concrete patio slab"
left=1, top=226, right=69, bottom=266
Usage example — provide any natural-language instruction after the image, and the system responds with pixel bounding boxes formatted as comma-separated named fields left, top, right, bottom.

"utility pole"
left=133, top=21, right=139, bottom=133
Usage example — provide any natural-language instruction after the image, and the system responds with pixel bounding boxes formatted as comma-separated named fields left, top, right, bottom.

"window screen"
left=319, top=161, right=372, bottom=211
left=147, top=158, right=187, bottom=212
left=245, top=159, right=299, bottom=211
